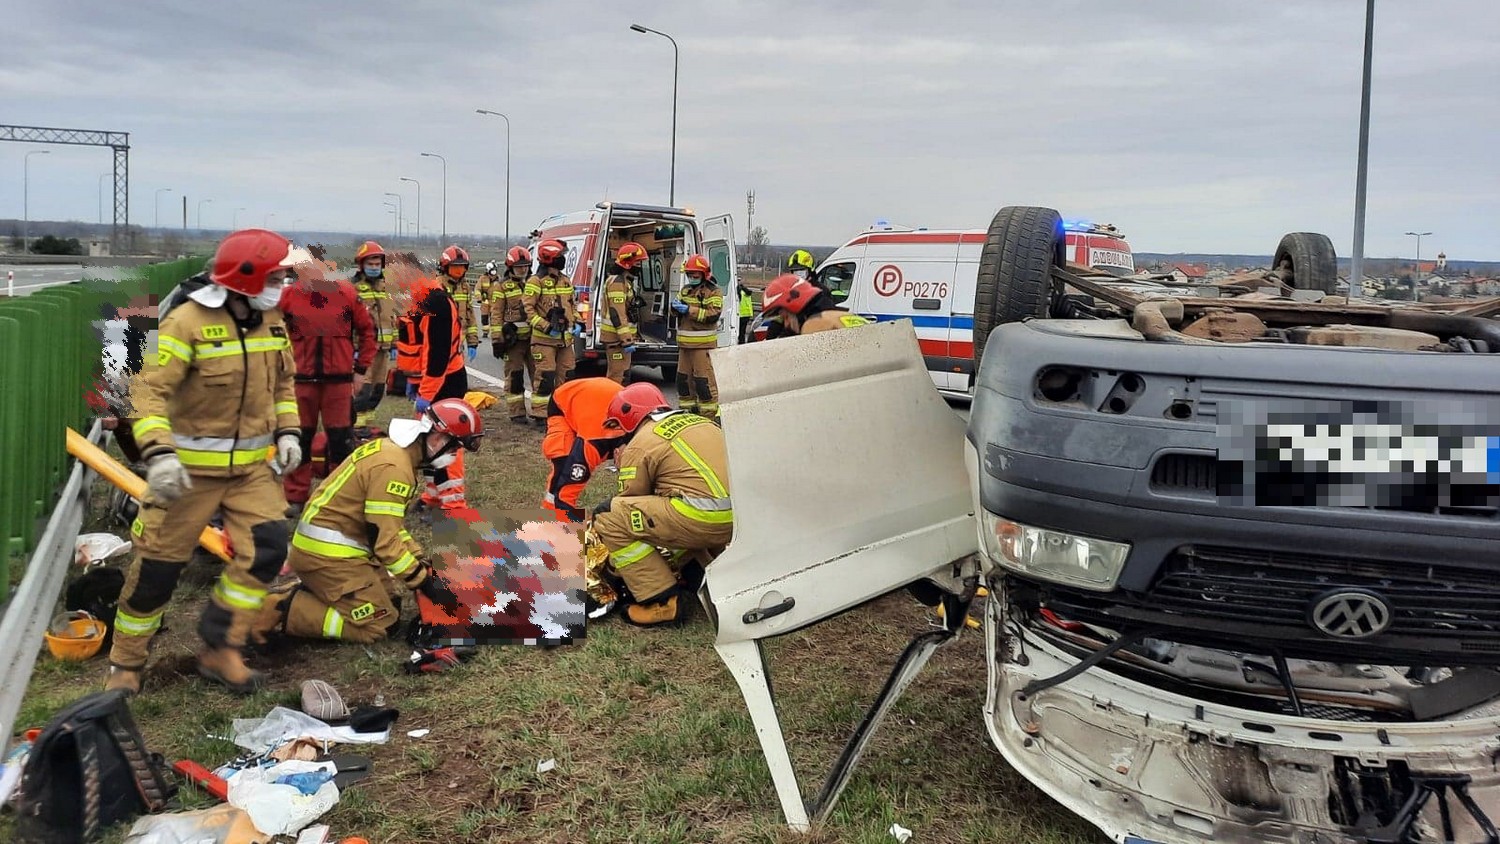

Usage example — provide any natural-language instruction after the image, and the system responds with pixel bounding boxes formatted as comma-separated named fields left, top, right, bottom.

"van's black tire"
left=973, top=206, right=1066, bottom=368
left=1273, top=232, right=1337, bottom=294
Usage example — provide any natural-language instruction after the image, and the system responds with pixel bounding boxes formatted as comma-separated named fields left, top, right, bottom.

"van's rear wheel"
left=973, top=206, right=1066, bottom=367
left=1273, top=232, right=1337, bottom=294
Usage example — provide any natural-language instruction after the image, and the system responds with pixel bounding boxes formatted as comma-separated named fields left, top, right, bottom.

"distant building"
left=88, top=239, right=112, bottom=258
left=1167, top=263, right=1208, bottom=283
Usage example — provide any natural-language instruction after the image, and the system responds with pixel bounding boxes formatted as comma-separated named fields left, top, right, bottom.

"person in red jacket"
left=279, top=262, right=377, bottom=515
left=412, top=248, right=471, bottom=510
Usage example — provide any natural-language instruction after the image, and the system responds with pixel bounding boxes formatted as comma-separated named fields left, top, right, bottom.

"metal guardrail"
left=0, top=420, right=103, bottom=754
left=0, top=256, right=204, bottom=600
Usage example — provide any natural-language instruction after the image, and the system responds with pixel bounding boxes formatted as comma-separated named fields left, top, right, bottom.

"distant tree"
left=748, top=226, right=770, bottom=266
left=159, top=232, right=185, bottom=257
left=29, top=235, right=86, bottom=256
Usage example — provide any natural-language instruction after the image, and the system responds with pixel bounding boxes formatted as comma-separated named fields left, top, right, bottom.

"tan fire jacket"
left=487, top=275, right=532, bottom=340
left=615, top=411, right=732, bottom=526
left=355, top=277, right=399, bottom=349
left=523, top=271, right=577, bottom=349
left=797, top=309, right=871, bottom=335
left=677, top=281, right=723, bottom=348
left=600, top=273, right=637, bottom=345
left=129, top=296, right=299, bottom=477
left=445, top=279, right=481, bottom=347
left=291, top=438, right=431, bottom=590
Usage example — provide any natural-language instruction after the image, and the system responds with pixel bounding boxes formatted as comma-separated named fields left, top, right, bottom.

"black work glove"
left=417, top=570, right=460, bottom=609
left=592, top=498, right=613, bottom=516
left=492, top=340, right=503, bottom=359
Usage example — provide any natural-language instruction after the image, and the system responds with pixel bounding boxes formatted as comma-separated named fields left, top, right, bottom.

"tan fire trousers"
left=593, top=495, right=734, bottom=602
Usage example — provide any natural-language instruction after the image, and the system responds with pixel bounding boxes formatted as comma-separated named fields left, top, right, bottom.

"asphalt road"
left=1, top=264, right=85, bottom=296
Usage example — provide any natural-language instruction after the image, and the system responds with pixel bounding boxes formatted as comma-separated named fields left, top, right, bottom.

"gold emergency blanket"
left=582, top=524, right=619, bottom=606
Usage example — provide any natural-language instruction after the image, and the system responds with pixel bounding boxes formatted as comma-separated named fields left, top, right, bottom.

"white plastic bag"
left=230, top=706, right=388, bottom=754
left=75, top=533, right=132, bottom=567
left=226, top=760, right=339, bottom=837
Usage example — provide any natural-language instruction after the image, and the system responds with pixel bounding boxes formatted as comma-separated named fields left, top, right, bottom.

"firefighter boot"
left=104, top=666, right=142, bottom=696
left=625, top=590, right=685, bottom=628
left=197, top=647, right=265, bottom=695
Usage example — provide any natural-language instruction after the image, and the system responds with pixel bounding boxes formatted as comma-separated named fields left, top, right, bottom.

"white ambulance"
left=808, top=220, right=1134, bottom=398
left=529, top=202, right=741, bottom=377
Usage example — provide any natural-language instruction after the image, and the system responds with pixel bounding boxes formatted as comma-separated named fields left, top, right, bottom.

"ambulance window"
left=817, top=262, right=856, bottom=298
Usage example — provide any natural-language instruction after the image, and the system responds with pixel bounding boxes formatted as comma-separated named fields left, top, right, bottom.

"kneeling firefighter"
left=589, top=383, right=733, bottom=627
left=107, top=229, right=307, bottom=695
left=254, top=399, right=484, bottom=644
left=542, top=377, right=624, bottom=522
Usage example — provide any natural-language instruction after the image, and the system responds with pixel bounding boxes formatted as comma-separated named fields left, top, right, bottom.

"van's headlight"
left=978, top=512, right=1129, bottom=591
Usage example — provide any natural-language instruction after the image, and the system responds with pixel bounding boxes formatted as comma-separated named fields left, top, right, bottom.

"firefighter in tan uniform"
left=352, top=240, right=399, bottom=422
left=671, top=254, right=723, bottom=419
left=601, top=242, right=645, bottom=384
left=590, top=383, right=733, bottom=627
left=107, top=229, right=308, bottom=695
left=439, top=247, right=481, bottom=362
left=523, top=238, right=578, bottom=416
left=489, top=246, right=539, bottom=426
left=759, top=273, right=872, bottom=335
left=252, top=400, right=484, bottom=644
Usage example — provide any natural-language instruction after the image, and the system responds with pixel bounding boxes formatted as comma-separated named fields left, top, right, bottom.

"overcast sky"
left=3, top=1, right=1496, bottom=258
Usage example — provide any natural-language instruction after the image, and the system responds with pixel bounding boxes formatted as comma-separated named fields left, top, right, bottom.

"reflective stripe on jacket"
left=128, top=277, right=299, bottom=477
left=522, top=272, right=576, bottom=348
left=293, top=438, right=430, bottom=588
left=614, top=411, right=732, bottom=525
left=678, top=281, right=722, bottom=347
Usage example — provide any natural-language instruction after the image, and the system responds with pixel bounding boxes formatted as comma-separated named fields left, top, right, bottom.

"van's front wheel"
left=973, top=206, right=1066, bottom=368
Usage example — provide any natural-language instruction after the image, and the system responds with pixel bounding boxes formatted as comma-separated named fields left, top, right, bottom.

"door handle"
left=743, top=597, right=795, bottom=625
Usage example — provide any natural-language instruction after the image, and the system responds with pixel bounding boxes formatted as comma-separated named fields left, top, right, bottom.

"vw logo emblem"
left=1308, top=589, right=1393, bottom=639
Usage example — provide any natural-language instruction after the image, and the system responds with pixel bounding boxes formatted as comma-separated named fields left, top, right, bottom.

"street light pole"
left=197, top=198, right=213, bottom=230
left=22, top=150, right=51, bottom=252
left=1404, top=231, right=1431, bottom=300
left=399, top=177, right=421, bottom=246
left=384, top=203, right=398, bottom=241
left=384, top=192, right=403, bottom=243
left=265, top=212, right=276, bottom=229
left=1349, top=0, right=1376, bottom=300
left=476, top=109, right=512, bottom=246
left=294, top=218, right=305, bottom=240
left=630, top=24, right=679, bottom=206
left=421, top=152, right=446, bottom=243
left=153, top=188, right=173, bottom=230
left=233, top=207, right=246, bottom=229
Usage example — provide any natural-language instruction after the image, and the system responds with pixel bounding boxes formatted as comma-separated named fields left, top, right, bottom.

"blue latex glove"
left=622, top=344, right=637, bottom=354
left=571, top=324, right=583, bottom=338
left=405, top=381, right=418, bottom=400
left=415, top=397, right=432, bottom=414
left=547, top=328, right=563, bottom=339
left=466, top=345, right=478, bottom=361
left=388, top=347, right=397, bottom=362
left=671, top=300, right=689, bottom=315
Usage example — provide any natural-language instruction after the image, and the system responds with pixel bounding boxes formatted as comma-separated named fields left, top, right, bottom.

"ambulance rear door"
left=855, top=234, right=962, bottom=391
left=701, top=214, right=740, bottom=348
left=947, top=237, right=982, bottom=396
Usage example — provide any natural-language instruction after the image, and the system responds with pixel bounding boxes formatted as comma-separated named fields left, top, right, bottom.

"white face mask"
left=248, top=280, right=286, bottom=311
left=791, top=269, right=810, bottom=281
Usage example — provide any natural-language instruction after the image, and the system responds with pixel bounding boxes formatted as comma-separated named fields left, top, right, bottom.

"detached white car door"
left=704, top=319, right=980, bottom=830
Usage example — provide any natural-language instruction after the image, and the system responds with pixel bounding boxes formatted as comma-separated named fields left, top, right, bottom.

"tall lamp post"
left=384, top=203, right=398, bottom=241
left=475, top=109, right=512, bottom=245
left=1404, top=231, right=1431, bottom=300
left=233, top=207, right=247, bottom=229
left=1348, top=0, right=1376, bottom=300
left=384, top=192, right=403, bottom=242
left=197, top=198, right=213, bottom=230
left=399, top=177, right=421, bottom=246
left=153, top=188, right=173, bottom=230
left=23, top=149, right=51, bottom=251
left=420, top=152, right=446, bottom=242
left=629, top=24, right=679, bottom=206
left=265, top=212, right=276, bottom=229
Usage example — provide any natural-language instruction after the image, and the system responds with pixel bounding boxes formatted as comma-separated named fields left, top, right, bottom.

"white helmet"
left=485, top=261, right=497, bottom=273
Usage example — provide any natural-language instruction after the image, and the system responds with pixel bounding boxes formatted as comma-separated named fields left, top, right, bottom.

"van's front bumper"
left=982, top=595, right=1500, bottom=844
